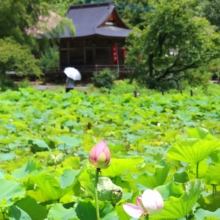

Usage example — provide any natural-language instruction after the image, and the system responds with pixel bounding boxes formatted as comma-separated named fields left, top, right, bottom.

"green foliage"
left=15, top=196, right=47, bottom=220
left=197, top=0, right=220, bottom=31
left=0, top=37, right=42, bottom=77
left=92, top=68, right=119, bottom=89
left=48, top=203, right=78, bottom=220
left=1, top=89, right=220, bottom=218
left=0, top=0, right=54, bottom=46
left=51, top=0, right=83, bottom=15
left=125, top=0, right=220, bottom=89
left=0, top=0, right=75, bottom=88
left=18, top=78, right=31, bottom=88
left=194, top=208, right=220, bottom=220
left=154, top=180, right=204, bottom=219
left=0, top=179, right=26, bottom=207
left=167, top=138, right=220, bottom=164
left=39, top=47, right=59, bottom=72
left=0, top=75, right=18, bottom=91
left=115, top=0, right=153, bottom=28
left=8, top=205, right=32, bottom=220
left=111, top=79, right=154, bottom=95
left=0, top=0, right=75, bottom=46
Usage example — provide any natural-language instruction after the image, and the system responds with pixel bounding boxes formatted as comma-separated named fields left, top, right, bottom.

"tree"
left=51, top=0, right=84, bottom=15
left=0, top=0, right=74, bottom=83
left=114, top=0, right=154, bottom=28
left=196, top=0, right=220, bottom=31
left=125, top=0, right=220, bottom=89
left=0, top=0, right=55, bottom=46
left=0, top=38, right=42, bottom=76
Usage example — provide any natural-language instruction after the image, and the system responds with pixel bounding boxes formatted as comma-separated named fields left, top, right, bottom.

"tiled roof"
left=60, top=2, right=131, bottom=38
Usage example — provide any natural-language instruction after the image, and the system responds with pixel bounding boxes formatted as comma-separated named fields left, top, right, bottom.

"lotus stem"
left=145, top=214, right=149, bottom=220
left=95, top=168, right=100, bottom=220
left=212, top=184, right=217, bottom=197
left=196, top=162, right=199, bottom=178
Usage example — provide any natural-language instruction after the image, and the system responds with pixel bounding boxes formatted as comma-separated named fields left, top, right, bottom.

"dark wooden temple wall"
left=59, top=37, right=126, bottom=69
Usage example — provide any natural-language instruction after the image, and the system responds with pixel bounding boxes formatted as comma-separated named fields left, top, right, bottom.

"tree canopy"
left=0, top=38, right=42, bottom=77
left=125, top=0, right=220, bottom=89
left=0, top=0, right=74, bottom=80
left=196, top=0, right=220, bottom=31
left=0, top=0, right=54, bottom=46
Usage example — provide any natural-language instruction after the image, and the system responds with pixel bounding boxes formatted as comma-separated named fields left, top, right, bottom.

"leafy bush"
left=111, top=79, right=154, bottom=95
left=0, top=75, right=18, bottom=91
left=0, top=37, right=42, bottom=77
left=92, top=68, right=119, bottom=89
left=134, top=74, right=178, bottom=91
left=184, top=69, right=212, bottom=87
left=39, top=47, right=59, bottom=72
left=18, top=78, right=30, bottom=88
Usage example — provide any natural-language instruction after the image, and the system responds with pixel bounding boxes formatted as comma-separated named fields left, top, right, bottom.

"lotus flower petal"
left=123, top=203, right=143, bottom=219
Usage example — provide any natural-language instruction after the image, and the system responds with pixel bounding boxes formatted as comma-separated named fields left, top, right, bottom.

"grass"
left=16, top=78, right=220, bottom=97
left=84, top=79, right=220, bottom=97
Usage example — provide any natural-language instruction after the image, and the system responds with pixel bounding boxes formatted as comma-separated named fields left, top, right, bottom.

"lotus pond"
left=0, top=88, right=220, bottom=220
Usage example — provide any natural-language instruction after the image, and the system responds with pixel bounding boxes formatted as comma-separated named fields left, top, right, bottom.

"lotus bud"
left=89, top=140, right=111, bottom=169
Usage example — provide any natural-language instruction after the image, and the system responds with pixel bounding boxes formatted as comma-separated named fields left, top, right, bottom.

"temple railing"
left=45, top=64, right=130, bottom=73
left=44, top=64, right=131, bottom=81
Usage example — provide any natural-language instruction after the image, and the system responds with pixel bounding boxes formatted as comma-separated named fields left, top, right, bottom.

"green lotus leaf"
left=156, top=181, right=184, bottom=201
left=173, top=170, right=189, bottom=183
left=194, top=208, right=220, bottom=220
left=163, top=130, right=180, bottom=142
left=167, top=139, right=220, bottom=164
left=134, top=163, right=171, bottom=189
left=60, top=169, right=81, bottom=189
left=153, top=179, right=204, bottom=219
left=101, top=158, right=144, bottom=177
left=205, top=164, right=220, bottom=185
left=28, top=169, right=80, bottom=202
left=15, top=196, right=47, bottom=220
left=75, top=200, right=118, bottom=220
left=176, top=112, right=192, bottom=121
left=61, top=156, right=81, bottom=169
left=186, top=127, right=214, bottom=140
left=209, top=151, right=220, bottom=163
left=0, top=169, right=6, bottom=178
left=30, top=139, right=51, bottom=152
left=188, top=159, right=209, bottom=178
left=47, top=203, right=78, bottom=220
left=55, top=136, right=81, bottom=147
left=12, top=159, right=42, bottom=180
left=0, top=178, right=26, bottom=207
left=9, top=205, right=31, bottom=220
left=0, top=152, right=16, bottom=162
left=198, top=193, right=220, bottom=212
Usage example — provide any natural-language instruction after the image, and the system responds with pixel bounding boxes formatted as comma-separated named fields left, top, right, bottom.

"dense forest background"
left=1, top=0, right=220, bottom=89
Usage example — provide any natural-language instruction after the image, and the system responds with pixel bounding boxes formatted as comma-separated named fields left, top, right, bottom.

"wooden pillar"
left=67, top=40, right=70, bottom=66
left=83, top=39, right=86, bottom=65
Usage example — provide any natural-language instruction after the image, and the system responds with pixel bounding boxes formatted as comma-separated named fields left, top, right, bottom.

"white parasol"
left=64, top=67, right=81, bottom=81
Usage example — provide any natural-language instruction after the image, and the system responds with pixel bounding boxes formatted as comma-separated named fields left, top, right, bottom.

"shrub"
left=0, top=75, right=18, bottom=91
left=39, top=47, right=59, bottom=72
left=92, top=68, right=119, bottom=89
left=18, top=78, right=30, bottom=88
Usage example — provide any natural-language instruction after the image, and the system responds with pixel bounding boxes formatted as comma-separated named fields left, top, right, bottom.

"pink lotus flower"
left=89, top=140, right=111, bottom=169
left=123, top=189, right=164, bottom=218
